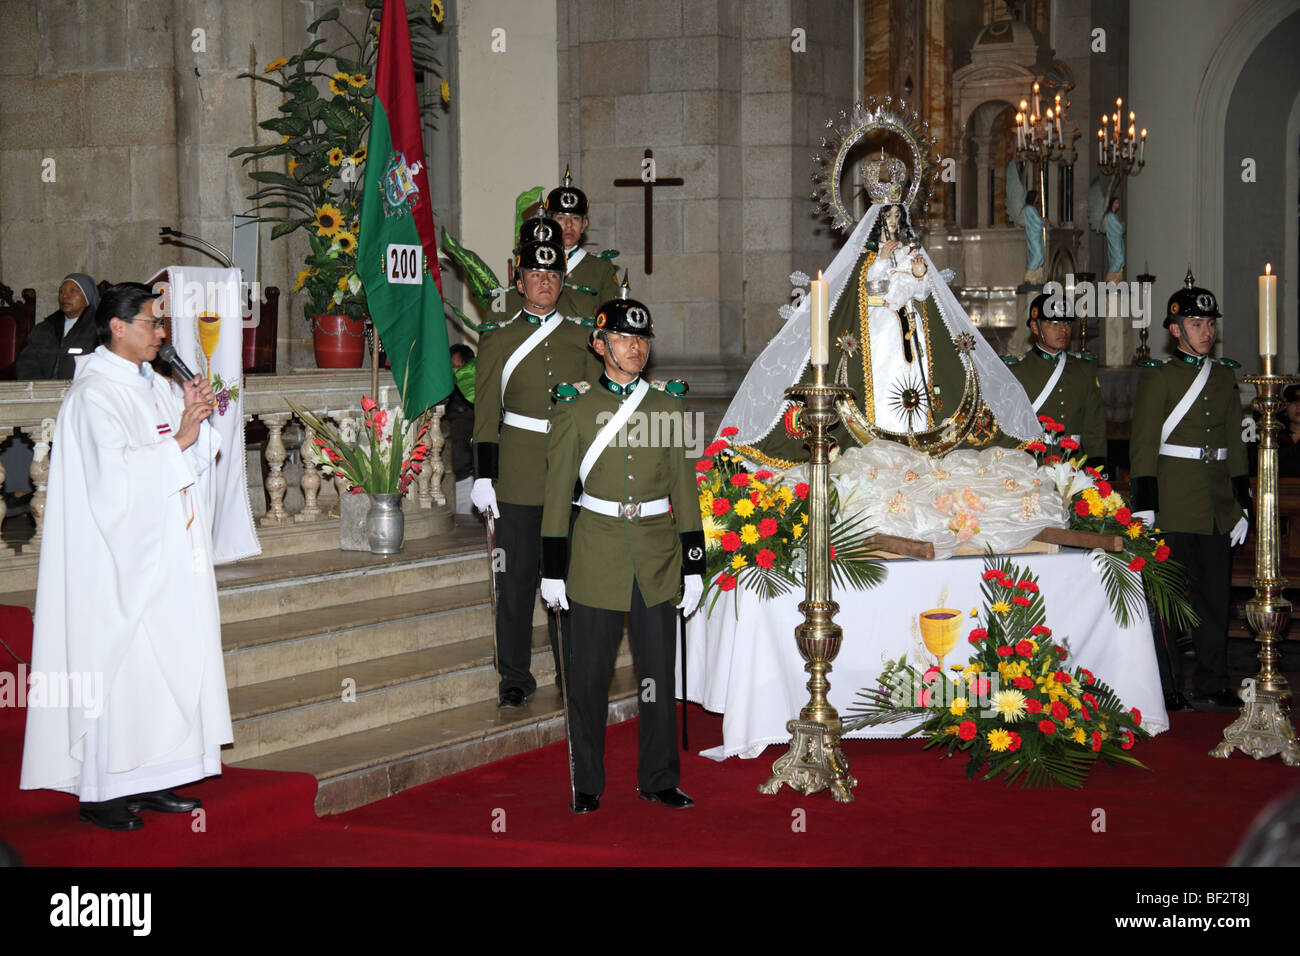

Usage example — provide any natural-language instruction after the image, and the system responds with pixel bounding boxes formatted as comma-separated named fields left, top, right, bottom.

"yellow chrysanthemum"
left=430, top=0, right=445, bottom=23
left=699, top=490, right=714, bottom=516
left=264, top=56, right=290, bottom=73
left=1127, top=523, right=1144, bottom=540
left=1104, top=491, right=1124, bottom=511
left=349, top=73, right=367, bottom=88
left=1064, top=717, right=1076, bottom=729
left=337, top=275, right=349, bottom=291
left=734, top=499, right=755, bottom=518
left=949, top=697, right=969, bottom=716
left=970, top=607, right=979, bottom=617
left=944, top=725, right=959, bottom=735
left=1068, top=695, right=1082, bottom=712
left=1082, top=487, right=1101, bottom=502
left=1071, top=727, right=1086, bottom=744
left=334, top=230, right=357, bottom=255
left=328, top=147, right=344, bottom=167
left=329, top=72, right=350, bottom=96
left=702, top=514, right=721, bottom=549
left=292, top=268, right=311, bottom=293
left=992, top=689, right=1026, bottom=723
left=440, top=79, right=450, bottom=105
left=287, top=158, right=300, bottom=176
left=731, top=554, right=747, bottom=571
left=791, top=522, right=804, bottom=539
left=991, top=600, right=1011, bottom=615
left=740, top=524, right=760, bottom=546
left=351, top=146, right=367, bottom=164
left=1089, top=498, right=1104, bottom=517
left=961, top=663, right=980, bottom=679
left=987, top=728, right=1012, bottom=752
left=777, top=487, right=795, bottom=506
left=314, top=203, right=344, bottom=237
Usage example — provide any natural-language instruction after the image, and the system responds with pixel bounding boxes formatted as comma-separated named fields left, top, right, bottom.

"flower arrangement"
left=1030, top=415, right=1198, bottom=631
left=696, top=428, right=885, bottom=612
left=289, top=396, right=430, bottom=495
left=229, top=2, right=445, bottom=323
left=844, top=558, right=1151, bottom=789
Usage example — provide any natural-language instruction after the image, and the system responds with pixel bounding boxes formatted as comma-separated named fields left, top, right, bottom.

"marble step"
left=230, top=667, right=642, bottom=815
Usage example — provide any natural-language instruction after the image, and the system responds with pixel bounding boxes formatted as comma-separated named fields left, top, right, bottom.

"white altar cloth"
left=680, top=550, right=1169, bottom=760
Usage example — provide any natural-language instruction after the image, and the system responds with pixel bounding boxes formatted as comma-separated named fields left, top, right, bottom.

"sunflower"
left=337, top=275, right=349, bottom=292
left=328, top=147, right=344, bottom=167
left=264, top=56, right=289, bottom=73
left=430, top=0, right=445, bottom=23
left=292, top=268, right=311, bottom=293
left=349, top=72, right=367, bottom=88
left=351, top=146, right=367, bottom=164
left=334, top=230, right=357, bottom=255
left=440, top=79, right=450, bottom=105
left=328, top=72, right=350, bottom=96
left=314, top=203, right=344, bottom=237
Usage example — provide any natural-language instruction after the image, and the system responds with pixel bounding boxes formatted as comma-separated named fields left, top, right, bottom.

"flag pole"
left=371, top=320, right=380, bottom=400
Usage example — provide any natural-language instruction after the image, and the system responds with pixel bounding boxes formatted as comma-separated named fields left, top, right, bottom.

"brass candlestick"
left=759, top=364, right=859, bottom=802
left=1133, top=269, right=1154, bottom=363
left=1212, top=361, right=1300, bottom=765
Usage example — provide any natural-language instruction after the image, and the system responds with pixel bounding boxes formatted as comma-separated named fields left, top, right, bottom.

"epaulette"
left=563, top=313, right=596, bottom=328
left=1214, top=357, right=1241, bottom=369
left=596, top=249, right=620, bottom=260
left=1069, top=350, right=1095, bottom=362
left=650, top=379, right=689, bottom=397
left=1138, top=358, right=1167, bottom=368
left=1001, top=354, right=1021, bottom=366
left=551, top=381, right=591, bottom=402
left=476, top=315, right=516, bottom=333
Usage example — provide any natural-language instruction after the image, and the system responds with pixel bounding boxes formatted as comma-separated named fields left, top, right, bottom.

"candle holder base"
left=1210, top=688, right=1300, bottom=766
left=758, top=718, right=857, bottom=802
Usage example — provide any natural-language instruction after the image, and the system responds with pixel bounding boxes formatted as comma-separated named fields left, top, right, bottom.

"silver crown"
left=865, top=151, right=908, bottom=204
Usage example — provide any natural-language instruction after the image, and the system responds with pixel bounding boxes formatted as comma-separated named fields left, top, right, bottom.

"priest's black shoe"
left=1164, top=692, right=1195, bottom=712
left=498, top=687, right=526, bottom=709
left=639, top=787, right=695, bottom=809
left=1189, top=688, right=1241, bottom=709
left=79, top=800, right=143, bottom=831
left=572, top=792, right=600, bottom=814
left=125, top=790, right=202, bottom=813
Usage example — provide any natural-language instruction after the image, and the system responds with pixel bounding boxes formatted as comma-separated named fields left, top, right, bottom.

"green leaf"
left=271, top=218, right=312, bottom=239
left=260, top=115, right=309, bottom=137
left=514, top=186, right=544, bottom=235
left=306, top=8, right=340, bottom=33
left=318, top=99, right=356, bottom=134
left=248, top=170, right=302, bottom=188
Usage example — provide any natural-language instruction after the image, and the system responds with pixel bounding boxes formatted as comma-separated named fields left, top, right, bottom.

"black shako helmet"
left=516, top=213, right=561, bottom=250
left=594, top=277, right=653, bottom=338
left=515, top=238, right=565, bottom=275
left=1027, top=291, right=1074, bottom=326
left=1165, top=268, right=1221, bottom=329
left=545, top=165, right=588, bottom=219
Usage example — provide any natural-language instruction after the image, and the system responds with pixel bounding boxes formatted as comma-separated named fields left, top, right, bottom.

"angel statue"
left=724, top=103, right=1039, bottom=469
left=1006, top=163, right=1045, bottom=284
left=1087, top=177, right=1125, bottom=281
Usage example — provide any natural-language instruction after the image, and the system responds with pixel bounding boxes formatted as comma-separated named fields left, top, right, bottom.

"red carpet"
left=4, top=605, right=1297, bottom=866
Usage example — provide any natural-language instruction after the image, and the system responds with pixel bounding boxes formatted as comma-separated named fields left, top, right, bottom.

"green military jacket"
left=505, top=249, right=620, bottom=322
left=1130, top=350, right=1248, bottom=534
left=1005, top=344, right=1108, bottom=465
left=541, top=375, right=704, bottom=612
left=472, top=309, right=603, bottom=506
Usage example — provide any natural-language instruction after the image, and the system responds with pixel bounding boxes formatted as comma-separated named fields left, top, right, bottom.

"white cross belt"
left=1158, top=442, right=1227, bottom=461
left=579, top=492, right=670, bottom=520
left=501, top=411, right=550, bottom=433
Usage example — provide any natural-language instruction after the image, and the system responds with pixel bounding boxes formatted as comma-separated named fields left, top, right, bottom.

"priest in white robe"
left=20, top=282, right=233, bottom=831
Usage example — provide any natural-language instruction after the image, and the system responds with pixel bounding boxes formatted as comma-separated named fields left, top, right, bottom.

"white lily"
left=1045, top=460, right=1095, bottom=499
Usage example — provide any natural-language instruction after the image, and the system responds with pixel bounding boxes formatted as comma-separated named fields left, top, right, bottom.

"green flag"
left=358, top=0, right=451, bottom=418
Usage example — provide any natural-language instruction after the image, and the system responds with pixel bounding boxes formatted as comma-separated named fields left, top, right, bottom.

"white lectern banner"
left=163, top=266, right=260, bottom=564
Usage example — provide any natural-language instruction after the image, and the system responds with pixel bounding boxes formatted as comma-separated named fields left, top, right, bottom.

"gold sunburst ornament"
left=811, top=97, right=940, bottom=232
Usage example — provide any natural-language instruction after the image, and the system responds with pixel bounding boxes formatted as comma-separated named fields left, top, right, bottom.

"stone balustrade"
left=0, top=370, right=447, bottom=563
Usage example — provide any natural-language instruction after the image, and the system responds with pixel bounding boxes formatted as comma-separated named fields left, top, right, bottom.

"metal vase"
left=366, top=493, right=405, bottom=554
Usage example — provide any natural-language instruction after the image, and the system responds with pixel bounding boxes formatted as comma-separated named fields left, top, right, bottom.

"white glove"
left=1230, top=513, right=1249, bottom=547
left=677, top=574, right=704, bottom=618
left=1132, top=510, right=1155, bottom=529
left=541, top=577, right=569, bottom=611
left=470, top=478, right=499, bottom=518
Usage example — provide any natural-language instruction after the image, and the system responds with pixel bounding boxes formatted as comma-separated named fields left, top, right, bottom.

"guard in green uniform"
left=505, top=167, right=619, bottom=321
left=1004, top=292, right=1108, bottom=469
left=539, top=286, right=705, bottom=814
left=1130, top=271, right=1250, bottom=709
left=471, top=236, right=604, bottom=707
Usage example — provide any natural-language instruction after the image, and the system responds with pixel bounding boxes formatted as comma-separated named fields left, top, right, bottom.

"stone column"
left=259, top=413, right=291, bottom=526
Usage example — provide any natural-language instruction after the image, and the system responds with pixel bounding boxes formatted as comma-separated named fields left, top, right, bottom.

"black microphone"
left=158, top=344, right=197, bottom=382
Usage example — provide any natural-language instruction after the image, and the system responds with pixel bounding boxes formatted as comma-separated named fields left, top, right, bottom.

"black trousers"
left=566, top=589, right=679, bottom=795
left=1163, top=530, right=1232, bottom=696
left=493, top=501, right=564, bottom=696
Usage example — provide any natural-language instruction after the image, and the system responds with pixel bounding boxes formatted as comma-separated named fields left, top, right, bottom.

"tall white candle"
left=810, top=271, right=829, bottom=366
left=1259, top=263, right=1277, bottom=357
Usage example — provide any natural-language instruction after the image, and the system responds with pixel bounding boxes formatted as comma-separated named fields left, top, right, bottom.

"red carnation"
left=1026, top=699, right=1043, bottom=714
left=696, top=475, right=706, bottom=486
left=730, top=472, right=751, bottom=487
left=794, top=482, right=809, bottom=500
left=720, top=531, right=741, bottom=552
left=1046, top=455, right=1062, bottom=465
left=1007, top=731, right=1022, bottom=751
left=922, top=666, right=941, bottom=684
left=1013, top=676, right=1034, bottom=690
left=1053, top=670, right=1071, bottom=684
left=968, top=628, right=988, bottom=643
left=717, top=572, right=738, bottom=591
left=1050, top=700, right=1069, bottom=721
left=755, top=548, right=775, bottom=569
left=1030, top=624, right=1051, bottom=636
left=971, top=677, right=991, bottom=696
left=1095, top=479, right=1112, bottom=497
left=1047, top=421, right=1065, bottom=434
left=996, top=645, right=1014, bottom=657
left=1017, top=580, right=1038, bottom=592
left=1000, top=578, right=1017, bottom=589
left=696, top=459, right=714, bottom=472
left=712, top=498, right=731, bottom=517
left=1130, top=707, right=1142, bottom=725
left=1083, top=693, right=1098, bottom=709
left=1074, top=500, right=1092, bottom=517
left=1015, top=640, right=1035, bottom=658
left=1116, top=507, right=1132, bottom=525
left=704, top=440, right=728, bottom=456
left=720, top=426, right=739, bottom=437
left=1081, top=668, right=1095, bottom=685
left=1037, top=414, right=1056, bottom=425
left=1091, top=731, right=1104, bottom=752
left=1028, top=441, right=1047, bottom=453
left=829, top=545, right=836, bottom=561
left=754, top=469, right=773, bottom=480
left=750, top=490, right=761, bottom=505
left=983, top=570, right=1003, bottom=580
left=957, top=720, right=978, bottom=741
left=758, top=518, right=778, bottom=538
left=1120, top=729, right=1135, bottom=750
left=1039, top=720, right=1057, bottom=735
left=1154, top=543, right=1171, bottom=562
left=361, top=395, right=377, bottom=412
left=1012, top=595, right=1031, bottom=607
left=1059, top=437, right=1079, bottom=451
left=916, top=688, right=933, bottom=707
left=1080, top=707, right=1090, bottom=721
left=1056, top=647, right=1067, bottom=661
left=1128, top=556, right=1146, bottom=572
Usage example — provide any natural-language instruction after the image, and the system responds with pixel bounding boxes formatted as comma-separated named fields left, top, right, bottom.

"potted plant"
left=290, top=397, right=431, bottom=553
left=229, top=1, right=446, bottom=367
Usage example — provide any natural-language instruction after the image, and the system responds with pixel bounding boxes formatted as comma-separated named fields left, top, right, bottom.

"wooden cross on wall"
left=613, top=148, right=684, bottom=274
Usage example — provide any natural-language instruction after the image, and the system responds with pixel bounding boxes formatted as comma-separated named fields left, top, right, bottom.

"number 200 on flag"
left=386, top=244, right=423, bottom=285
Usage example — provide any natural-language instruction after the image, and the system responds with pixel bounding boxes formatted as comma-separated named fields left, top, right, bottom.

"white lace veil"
left=720, top=204, right=1040, bottom=445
